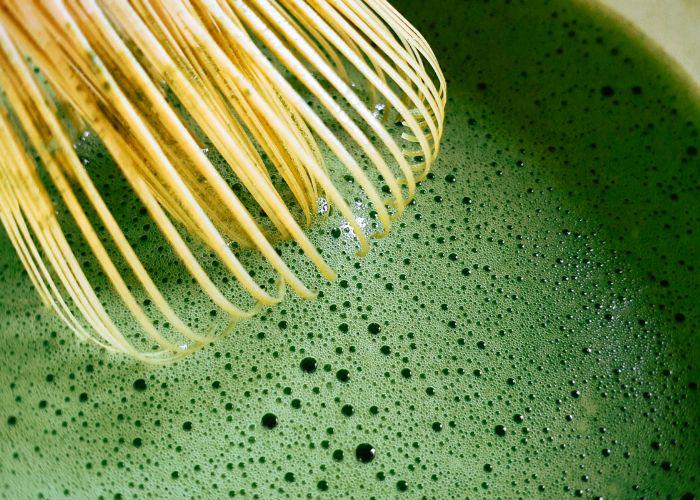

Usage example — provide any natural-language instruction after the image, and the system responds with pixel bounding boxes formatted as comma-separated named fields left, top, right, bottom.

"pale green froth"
left=1, top=0, right=699, bottom=497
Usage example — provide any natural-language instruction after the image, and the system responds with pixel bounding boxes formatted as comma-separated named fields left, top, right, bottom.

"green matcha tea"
left=1, top=0, right=699, bottom=497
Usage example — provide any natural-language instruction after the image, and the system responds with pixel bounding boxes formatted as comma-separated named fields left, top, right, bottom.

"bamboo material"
left=0, top=0, right=445, bottom=363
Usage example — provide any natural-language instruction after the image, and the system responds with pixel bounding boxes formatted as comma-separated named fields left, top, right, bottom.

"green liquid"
left=1, top=0, right=699, bottom=497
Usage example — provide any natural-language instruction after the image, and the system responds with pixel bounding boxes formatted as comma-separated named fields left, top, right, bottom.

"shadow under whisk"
left=0, top=0, right=446, bottom=363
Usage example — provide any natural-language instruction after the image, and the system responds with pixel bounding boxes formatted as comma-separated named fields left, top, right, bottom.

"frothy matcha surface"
left=1, top=0, right=699, bottom=497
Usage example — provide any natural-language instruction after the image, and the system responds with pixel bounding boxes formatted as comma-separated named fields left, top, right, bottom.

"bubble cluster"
left=0, top=0, right=698, bottom=497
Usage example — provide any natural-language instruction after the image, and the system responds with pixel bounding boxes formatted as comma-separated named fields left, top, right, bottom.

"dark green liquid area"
left=1, top=0, right=699, bottom=497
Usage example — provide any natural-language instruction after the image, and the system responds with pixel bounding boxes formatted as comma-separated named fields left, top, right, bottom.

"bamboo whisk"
left=0, top=0, right=445, bottom=363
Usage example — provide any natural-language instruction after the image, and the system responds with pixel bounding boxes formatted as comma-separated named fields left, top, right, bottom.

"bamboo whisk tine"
left=0, top=0, right=446, bottom=363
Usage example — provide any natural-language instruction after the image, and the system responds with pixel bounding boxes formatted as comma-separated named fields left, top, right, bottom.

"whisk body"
left=0, top=0, right=445, bottom=362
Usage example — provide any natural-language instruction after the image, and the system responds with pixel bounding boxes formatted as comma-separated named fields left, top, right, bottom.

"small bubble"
left=261, top=413, right=278, bottom=429
left=355, top=443, right=376, bottom=463
left=336, top=369, right=350, bottom=382
left=133, top=379, right=147, bottom=391
left=300, top=357, right=318, bottom=373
